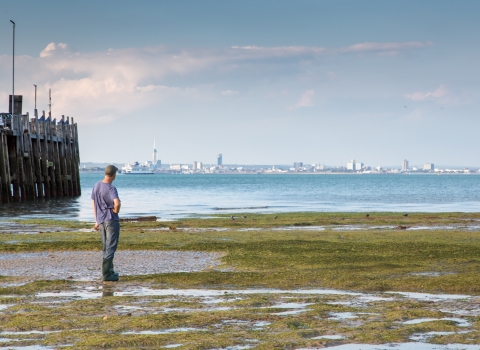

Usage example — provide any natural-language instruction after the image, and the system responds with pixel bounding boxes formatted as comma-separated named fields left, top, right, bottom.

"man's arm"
left=92, top=200, right=99, bottom=230
left=113, top=198, right=121, bottom=214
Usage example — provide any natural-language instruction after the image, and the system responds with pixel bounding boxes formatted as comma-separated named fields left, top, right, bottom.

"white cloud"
left=232, top=41, right=432, bottom=57
left=40, top=42, right=77, bottom=58
left=291, top=90, right=315, bottom=110
left=231, top=45, right=328, bottom=57
left=338, top=41, right=432, bottom=54
left=0, top=40, right=432, bottom=125
left=221, top=89, right=239, bottom=96
left=406, top=84, right=448, bottom=101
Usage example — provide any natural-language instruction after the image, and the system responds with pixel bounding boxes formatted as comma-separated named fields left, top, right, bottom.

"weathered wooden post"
left=22, top=113, right=36, bottom=200
left=32, top=110, right=44, bottom=198
left=65, top=116, right=73, bottom=196
left=72, top=118, right=81, bottom=196
left=52, top=117, right=62, bottom=198
left=40, top=111, right=50, bottom=199
left=0, top=125, right=12, bottom=202
left=1, top=97, right=81, bottom=203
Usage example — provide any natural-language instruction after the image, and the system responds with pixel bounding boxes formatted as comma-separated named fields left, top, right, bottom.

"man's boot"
left=102, top=258, right=119, bottom=282
left=109, top=260, right=119, bottom=279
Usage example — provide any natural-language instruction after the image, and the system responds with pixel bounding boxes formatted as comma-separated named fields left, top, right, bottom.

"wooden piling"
left=0, top=112, right=81, bottom=202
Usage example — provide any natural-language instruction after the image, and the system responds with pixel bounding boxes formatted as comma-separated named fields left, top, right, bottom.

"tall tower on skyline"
left=153, top=140, right=158, bottom=169
left=402, top=159, right=409, bottom=170
left=217, top=153, right=222, bottom=167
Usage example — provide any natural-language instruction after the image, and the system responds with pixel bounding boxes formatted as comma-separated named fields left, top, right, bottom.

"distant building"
left=294, top=162, right=303, bottom=170
left=347, top=159, right=363, bottom=171
left=347, top=160, right=355, bottom=171
left=217, top=154, right=223, bottom=167
left=153, top=140, right=158, bottom=169
left=170, top=164, right=181, bottom=170
left=192, top=161, right=203, bottom=170
left=402, top=159, right=409, bottom=170
left=423, top=163, right=434, bottom=171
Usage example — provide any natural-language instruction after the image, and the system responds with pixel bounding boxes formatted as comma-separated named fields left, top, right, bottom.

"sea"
left=1, top=173, right=480, bottom=222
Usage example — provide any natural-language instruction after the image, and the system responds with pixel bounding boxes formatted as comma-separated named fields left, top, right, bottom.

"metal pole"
left=34, top=84, right=37, bottom=110
left=10, top=20, right=15, bottom=115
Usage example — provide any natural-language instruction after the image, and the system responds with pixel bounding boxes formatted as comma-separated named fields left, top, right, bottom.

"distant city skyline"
left=81, top=158, right=475, bottom=171
left=1, top=1, right=480, bottom=165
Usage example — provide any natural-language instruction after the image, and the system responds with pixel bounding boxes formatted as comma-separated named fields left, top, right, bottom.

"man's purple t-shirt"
left=91, top=181, right=120, bottom=224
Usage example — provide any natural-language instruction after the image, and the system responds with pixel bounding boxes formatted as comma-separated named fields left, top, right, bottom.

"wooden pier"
left=0, top=111, right=81, bottom=203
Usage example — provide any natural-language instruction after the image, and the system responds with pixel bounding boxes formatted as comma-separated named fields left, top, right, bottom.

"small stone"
left=103, top=315, right=108, bottom=320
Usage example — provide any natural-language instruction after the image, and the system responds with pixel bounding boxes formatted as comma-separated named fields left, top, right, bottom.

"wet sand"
left=0, top=250, right=223, bottom=281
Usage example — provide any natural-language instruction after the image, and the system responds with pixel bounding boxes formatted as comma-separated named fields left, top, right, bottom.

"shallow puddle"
left=407, top=225, right=480, bottom=231
left=409, top=330, right=471, bottom=342
left=0, top=330, right=61, bottom=335
left=251, top=321, right=271, bottom=329
left=440, top=307, right=480, bottom=316
left=403, top=317, right=471, bottom=327
left=329, top=312, right=359, bottom=320
left=122, top=327, right=202, bottom=335
left=37, top=287, right=365, bottom=300
left=272, top=226, right=327, bottom=231
left=268, top=301, right=314, bottom=315
left=0, top=347, right=56, bottom=350
left=410, top=272, right=456, bottom=277
left=298, top=344, right=480, bottom=350
left=387, top=291, right=471, bottom=302
left=312, top=335, right=345, bottom=340
left=272, top=309, right=309, bottom=316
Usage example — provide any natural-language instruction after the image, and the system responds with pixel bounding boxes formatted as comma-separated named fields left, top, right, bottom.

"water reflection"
left=102, top=285, right=115, bottom=297
left=0, top=197, right=82, bottom=220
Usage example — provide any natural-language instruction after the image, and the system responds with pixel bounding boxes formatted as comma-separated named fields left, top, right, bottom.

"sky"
left=1, top=0, right=479, bottom=167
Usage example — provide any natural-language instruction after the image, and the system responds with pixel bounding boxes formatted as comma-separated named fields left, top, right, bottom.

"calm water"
left=1, top=173, right=480, bottom=221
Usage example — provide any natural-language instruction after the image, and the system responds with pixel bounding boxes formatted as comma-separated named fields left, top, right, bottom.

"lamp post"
left=33, top=84, right=37, bottom=110
left=10, top=20, right=15, bottom=115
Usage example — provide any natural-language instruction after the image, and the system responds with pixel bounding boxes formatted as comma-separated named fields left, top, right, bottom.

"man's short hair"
left=105, top=165, right=118, bottom=176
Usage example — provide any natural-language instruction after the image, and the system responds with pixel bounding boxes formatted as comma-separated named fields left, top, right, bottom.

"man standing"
left=91, top=165, right=121, bottom=281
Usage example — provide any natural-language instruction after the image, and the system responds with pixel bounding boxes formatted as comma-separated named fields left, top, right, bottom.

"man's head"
left=104, top=165, right=118, bottom=181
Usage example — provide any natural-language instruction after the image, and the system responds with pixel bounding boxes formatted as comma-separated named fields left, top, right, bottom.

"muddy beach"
left=1, top=213, right=480, bottom=349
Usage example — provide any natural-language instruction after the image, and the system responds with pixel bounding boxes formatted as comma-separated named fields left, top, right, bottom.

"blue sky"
left=1, top=1, right=479, bottom=166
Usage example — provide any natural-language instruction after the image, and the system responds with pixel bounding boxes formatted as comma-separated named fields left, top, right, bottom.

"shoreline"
left=82, top=171, right=480, bottom=175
